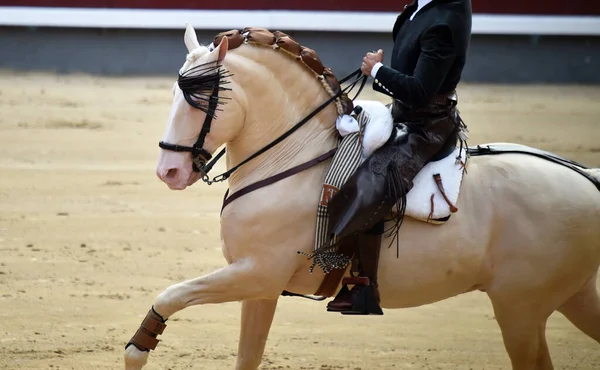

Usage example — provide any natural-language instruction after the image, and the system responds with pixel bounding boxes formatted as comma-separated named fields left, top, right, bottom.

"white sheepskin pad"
left=404, top=147, right=466, bottom=223
left=353, top=99, right=394, bottom=158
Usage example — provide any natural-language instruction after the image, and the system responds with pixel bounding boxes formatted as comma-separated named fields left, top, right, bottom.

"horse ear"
left=184, top=22, right=200, bottom=53
left=216, top=36, right=228, bottom=62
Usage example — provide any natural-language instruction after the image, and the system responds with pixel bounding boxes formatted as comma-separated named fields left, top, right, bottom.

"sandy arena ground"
left=1, top=71, right=599, bottom=370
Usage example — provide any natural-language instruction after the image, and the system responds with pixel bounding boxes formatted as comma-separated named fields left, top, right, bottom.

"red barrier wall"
left=0, top=0, right=598, bottom=16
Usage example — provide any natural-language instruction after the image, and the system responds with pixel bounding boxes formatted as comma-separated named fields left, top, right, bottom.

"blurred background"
left=0, top=0, right=599, bottom=82
left=1, top=2, right=599, bottom=369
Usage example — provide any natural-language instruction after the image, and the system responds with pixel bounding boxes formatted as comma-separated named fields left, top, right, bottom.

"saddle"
left=309, top=96, right=469, bottom=315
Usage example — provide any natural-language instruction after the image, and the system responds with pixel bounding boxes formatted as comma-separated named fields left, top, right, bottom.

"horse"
left=124, top=24, right=600, bottom=370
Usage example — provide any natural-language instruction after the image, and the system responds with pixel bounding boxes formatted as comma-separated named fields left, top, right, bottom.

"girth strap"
left=221, top=148, right=337, bottom=212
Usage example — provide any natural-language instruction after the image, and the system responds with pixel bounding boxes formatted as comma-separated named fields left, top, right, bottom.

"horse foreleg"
left=124, top=259, right=290, bottom=370
left=236, top=299, right=278, bottom=370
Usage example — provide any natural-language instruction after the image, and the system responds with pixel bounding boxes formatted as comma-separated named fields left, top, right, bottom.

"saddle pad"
left=404, top=147, right=467, bottom=223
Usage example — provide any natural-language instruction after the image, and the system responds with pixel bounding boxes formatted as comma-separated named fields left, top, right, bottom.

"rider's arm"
left=372, top=25, right=456, bottom=109
left=371, top=62, right=383, bottom=78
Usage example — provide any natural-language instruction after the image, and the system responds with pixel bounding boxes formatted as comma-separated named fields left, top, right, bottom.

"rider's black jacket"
left=373, top=0, right=472, bottom=109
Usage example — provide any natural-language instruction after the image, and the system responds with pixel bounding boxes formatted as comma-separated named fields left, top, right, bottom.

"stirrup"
left=327, top=283, right=383, bottom=316
left=340, top=284, right=383, bottom=316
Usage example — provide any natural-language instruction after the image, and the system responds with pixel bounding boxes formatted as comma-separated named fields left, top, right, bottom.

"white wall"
left=1, top=7, right=600, bottom=35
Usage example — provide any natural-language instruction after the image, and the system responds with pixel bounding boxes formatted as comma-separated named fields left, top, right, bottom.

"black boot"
left=326, top=231, right=383, bottom=315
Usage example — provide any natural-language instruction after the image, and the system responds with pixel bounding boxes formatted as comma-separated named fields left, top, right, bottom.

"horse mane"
left=210, top=27, right=354, bottom=117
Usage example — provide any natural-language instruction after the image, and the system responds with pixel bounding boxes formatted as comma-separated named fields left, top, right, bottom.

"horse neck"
left=224, top=49, right=339, bottom=191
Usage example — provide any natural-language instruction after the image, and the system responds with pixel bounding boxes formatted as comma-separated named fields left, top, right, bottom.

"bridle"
left=158, top=82, right=219, bottom=175
left=158, top=62, right=367, bottom=185
left=158, top=60, right=229, bottom=179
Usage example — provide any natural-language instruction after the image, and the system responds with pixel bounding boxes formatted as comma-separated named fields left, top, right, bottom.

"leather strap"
left=221, top=148, right=337, bottom=212
left=433, top=173, right=458, bottom=213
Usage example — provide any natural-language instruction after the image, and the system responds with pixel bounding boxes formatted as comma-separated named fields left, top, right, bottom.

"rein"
left=159, top=67, right=367, bottom=186
left=200, top=68, right=366, bottom=185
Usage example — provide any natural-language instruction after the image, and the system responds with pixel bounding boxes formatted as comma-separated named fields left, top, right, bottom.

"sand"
left=0, top=71, right=599, bottom=369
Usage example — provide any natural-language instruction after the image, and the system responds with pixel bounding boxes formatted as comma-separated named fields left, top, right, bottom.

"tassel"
left=427, top=194, right=435, bottom=223
left=382, top=164, right=407, bottom=258
left=298, top=237, right=352, bottom=274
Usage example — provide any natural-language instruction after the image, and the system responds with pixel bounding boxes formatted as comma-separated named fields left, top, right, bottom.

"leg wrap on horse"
left=125, top=306, right=168, bottom=352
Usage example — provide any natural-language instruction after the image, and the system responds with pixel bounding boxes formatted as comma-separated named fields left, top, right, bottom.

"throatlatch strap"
left=125, top=307, right=167, bottom=352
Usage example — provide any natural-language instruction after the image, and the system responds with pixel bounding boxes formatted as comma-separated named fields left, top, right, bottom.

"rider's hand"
left=361, top=49, right=384, bottom=76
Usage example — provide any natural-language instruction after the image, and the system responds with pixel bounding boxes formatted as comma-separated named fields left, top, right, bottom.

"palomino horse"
left=124, top=24, right=600, bottom=369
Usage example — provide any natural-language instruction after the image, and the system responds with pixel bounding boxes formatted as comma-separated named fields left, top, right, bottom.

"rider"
left=325, top=0, right=472, bottom=313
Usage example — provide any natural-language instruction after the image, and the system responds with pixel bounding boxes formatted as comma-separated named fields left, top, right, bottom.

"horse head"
left=156, top=24, right=350, bottom=190
left=156, top=23, right=239, bottom=189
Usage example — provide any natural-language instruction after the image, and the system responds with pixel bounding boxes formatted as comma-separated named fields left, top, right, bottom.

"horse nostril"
left=166, top=168, right=178, bottom=179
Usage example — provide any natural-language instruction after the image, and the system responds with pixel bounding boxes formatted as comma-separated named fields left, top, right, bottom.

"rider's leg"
left=323, top=109, right=459, bottom=313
